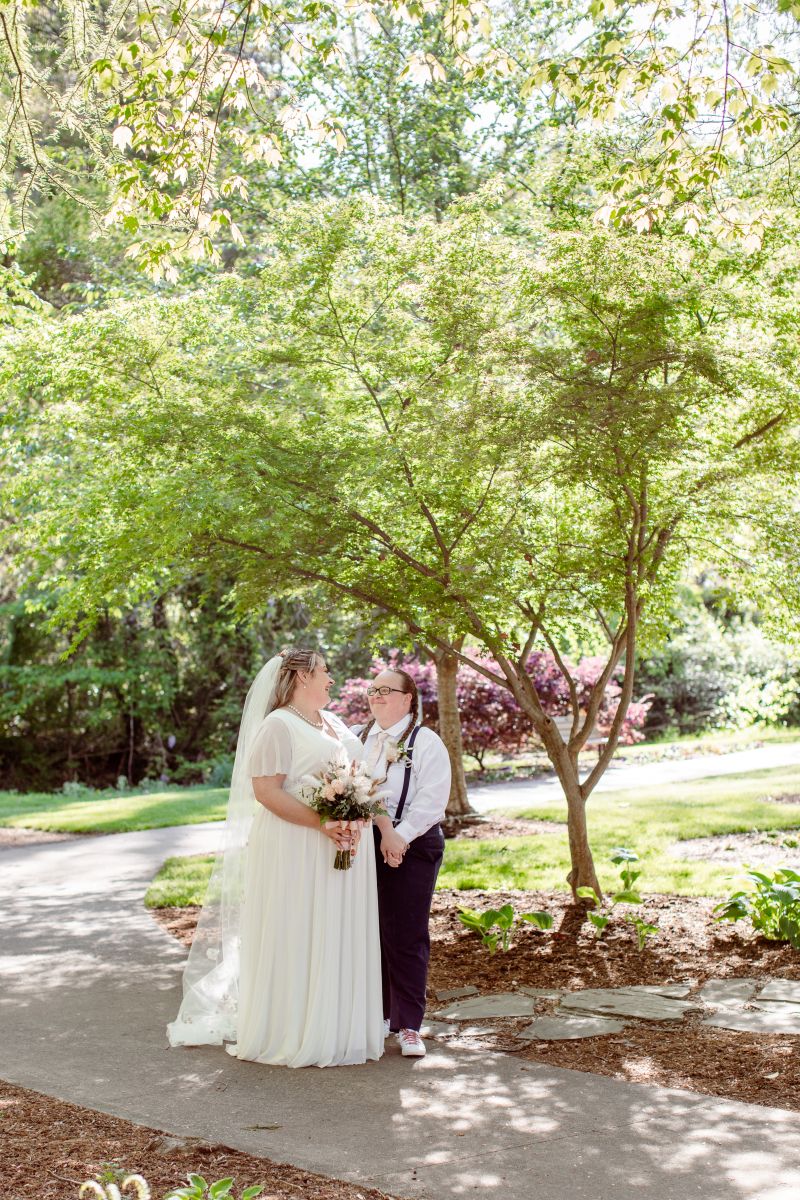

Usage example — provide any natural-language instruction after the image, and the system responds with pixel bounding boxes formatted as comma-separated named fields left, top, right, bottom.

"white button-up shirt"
left=361, top=717, right=451, bottom=844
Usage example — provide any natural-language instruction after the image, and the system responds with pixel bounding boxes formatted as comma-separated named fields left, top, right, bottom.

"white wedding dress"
left=227, top=707, right=384, bottom=1067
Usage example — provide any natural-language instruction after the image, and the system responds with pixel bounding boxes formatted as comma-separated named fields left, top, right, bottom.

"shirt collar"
left=367, top=716, right=410, bottom=740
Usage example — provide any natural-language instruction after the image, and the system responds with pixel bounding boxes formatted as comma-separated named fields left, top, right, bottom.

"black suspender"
left=393, top=724, right=421, bottom=827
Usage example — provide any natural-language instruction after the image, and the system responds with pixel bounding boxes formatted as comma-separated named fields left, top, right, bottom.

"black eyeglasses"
left=366, top=686, right=406, bottom=697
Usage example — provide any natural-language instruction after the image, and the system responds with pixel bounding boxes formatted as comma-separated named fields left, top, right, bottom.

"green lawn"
left=445, top=764, right=800, bottom=896
left=146, top=853, right=217, bottom=907
left=144, top=764, right=800, bottom=906
left=2, top=728, right=796, bottom=834
left=0, top=784, right=228, bottom=834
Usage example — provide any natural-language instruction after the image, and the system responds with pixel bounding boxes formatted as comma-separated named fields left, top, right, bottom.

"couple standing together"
left=168, top=646, right=451, bottom=1066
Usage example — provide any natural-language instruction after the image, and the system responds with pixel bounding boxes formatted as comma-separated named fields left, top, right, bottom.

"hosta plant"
left=165, top=1177, right=263, bottom=1200
left=79, top=1176, right=262, bottom=1200
left=714, top=868, right=800, bottom=949
left=458, top=904, right=553, bottom=954
left=577, top=848, right=659, bottom=951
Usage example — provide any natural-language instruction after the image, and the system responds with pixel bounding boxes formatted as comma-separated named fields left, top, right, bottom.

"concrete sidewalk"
left=468, top=739, right=800, bottom=813
left=2, top=825, right=800, bottom=1199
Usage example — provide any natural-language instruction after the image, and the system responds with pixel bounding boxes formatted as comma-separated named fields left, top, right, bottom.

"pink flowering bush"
left=573, top=656, right=653, bottom=746
left=331, top=649, right=651, bottom=769
left=329, top=653, right=438, bottom=730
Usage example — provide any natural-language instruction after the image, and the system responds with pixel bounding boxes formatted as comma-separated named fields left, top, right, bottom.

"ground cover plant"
left=715, top=867, right=800, bottom=948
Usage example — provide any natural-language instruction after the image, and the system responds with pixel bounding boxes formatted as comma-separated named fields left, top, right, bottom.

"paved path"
left=468, top=740, right=800, bottom=813
left=3, top=825, right=800, bottom=1200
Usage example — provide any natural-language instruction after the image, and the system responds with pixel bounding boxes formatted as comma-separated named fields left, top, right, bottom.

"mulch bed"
left=0, top=828, right=84, bottom=848
left=669, top=829, right=800, bottom=866
left=153, top=879, right=800, bottom=1115
left=0, top=1079, right=395, bottom=1200
left=426, top=888, right=800, bottom=1113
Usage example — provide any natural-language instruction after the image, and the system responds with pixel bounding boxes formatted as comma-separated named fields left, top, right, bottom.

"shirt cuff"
left=394, top=818, right=422, bottom=845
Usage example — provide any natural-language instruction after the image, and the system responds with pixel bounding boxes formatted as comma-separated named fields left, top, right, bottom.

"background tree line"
left=2, top=1, right=799, bottom=894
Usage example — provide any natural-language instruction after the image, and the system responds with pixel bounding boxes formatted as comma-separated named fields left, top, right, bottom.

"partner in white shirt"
left=358, top=667, right=451, bottom=1059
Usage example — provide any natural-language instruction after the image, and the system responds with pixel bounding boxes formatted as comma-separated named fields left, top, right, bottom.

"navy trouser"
left=373, top=823, right=445, bottom=1032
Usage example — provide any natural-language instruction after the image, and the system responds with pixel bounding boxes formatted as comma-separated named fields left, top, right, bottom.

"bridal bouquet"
left=303, top=760, right=388, bottom=870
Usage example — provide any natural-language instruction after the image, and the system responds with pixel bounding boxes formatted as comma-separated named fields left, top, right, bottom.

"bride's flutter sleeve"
left=248, top=714, right=293, bottom=777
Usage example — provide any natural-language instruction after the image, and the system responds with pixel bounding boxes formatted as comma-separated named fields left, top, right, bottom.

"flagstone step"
left=517, top=1015, right=628, bottom=1041
left=558, top=986, right=697, bottom=1021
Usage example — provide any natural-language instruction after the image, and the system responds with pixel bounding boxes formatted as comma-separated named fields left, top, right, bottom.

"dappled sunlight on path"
left=1, top=824, right=799, bottom=1199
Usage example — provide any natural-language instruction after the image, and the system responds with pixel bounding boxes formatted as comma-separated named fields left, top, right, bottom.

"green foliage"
left=625, top=915, right=660, bottom=951
left=5, top=192, right=800, bottom=890
left=577, top=849, right=659, bottom=949
left=164, top=1174, right=262, bottom=1200
left=638, top=573, right=800, bottom=736
left=0, top=566, right=372, bottom=790
left=519, top=910, right=555, bottom=931
left=3, top=0, right=797, bottom=272
left=714, top=867, right=800, bottom=948
left=457, top=902, right=553, bottom=953
left=458, top=903, right=516, bottom=954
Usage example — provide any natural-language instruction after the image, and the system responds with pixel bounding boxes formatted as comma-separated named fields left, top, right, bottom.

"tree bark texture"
left=432, top=648, right=473, bottom=818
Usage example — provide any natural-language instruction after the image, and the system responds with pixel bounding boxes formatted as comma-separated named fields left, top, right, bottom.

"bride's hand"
left=346, top=819, right=363, bottom=858
left=321, top=819, right=352, bottom=849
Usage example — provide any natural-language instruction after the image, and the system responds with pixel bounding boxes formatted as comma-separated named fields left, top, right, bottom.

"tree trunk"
left=432, top=648, right=473, bottom=819
left=541, top=728, right=602, bottom=900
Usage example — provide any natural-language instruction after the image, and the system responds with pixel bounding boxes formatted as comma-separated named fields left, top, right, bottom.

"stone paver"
left=628, top=983, right=695, bottom=999
left=704, top=1007, right=800, bottom=1034
left=517, top=1016, right=628, bottom=1041
left=419, top=1019, right=456, bottom=1036
left=434, top=985, right=479, bottom=1001
left=757, top=979, right=800, bottom=1004
left=699, top=979, right=760, bottom=1006
left=435, top=992, right=538, bottom=1019
left=517, top=986, right=563, bottom=999
left=558, top=987, right=696, bottom=1022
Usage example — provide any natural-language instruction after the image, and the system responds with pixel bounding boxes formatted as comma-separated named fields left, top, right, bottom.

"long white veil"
left=167, top=655, right=283, bottom=1046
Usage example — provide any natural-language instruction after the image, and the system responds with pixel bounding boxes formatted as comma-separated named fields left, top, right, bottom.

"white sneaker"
left=383, top=1018, right=391, bottom=1038
left=397, top=1028, right=426, bottom=1057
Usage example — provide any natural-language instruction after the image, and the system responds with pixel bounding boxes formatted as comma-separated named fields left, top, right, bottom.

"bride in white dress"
left=167, top=648, right=384, bottom=1067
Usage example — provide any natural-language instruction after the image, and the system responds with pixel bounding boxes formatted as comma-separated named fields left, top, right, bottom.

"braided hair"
left=359, top=668, right=419, bottom=745
left=268, top=647, right=322, bottom=713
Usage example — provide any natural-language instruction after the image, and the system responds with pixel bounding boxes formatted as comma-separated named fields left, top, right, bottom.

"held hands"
left=381, top=828, right=408, bottom=869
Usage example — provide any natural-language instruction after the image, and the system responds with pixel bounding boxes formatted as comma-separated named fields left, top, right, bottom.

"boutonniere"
left=385, top=740, right=412, bottom=769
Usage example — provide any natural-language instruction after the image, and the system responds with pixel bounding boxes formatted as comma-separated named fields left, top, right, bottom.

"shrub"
left=714, top=867, right=800, bottom=948
left=332, top=649, right=651, bottom=767
left=638, top=596, right=800, bottom=735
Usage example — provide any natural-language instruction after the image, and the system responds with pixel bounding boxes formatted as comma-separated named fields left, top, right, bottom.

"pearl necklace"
left=285, top=704, right=324, bottom=729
